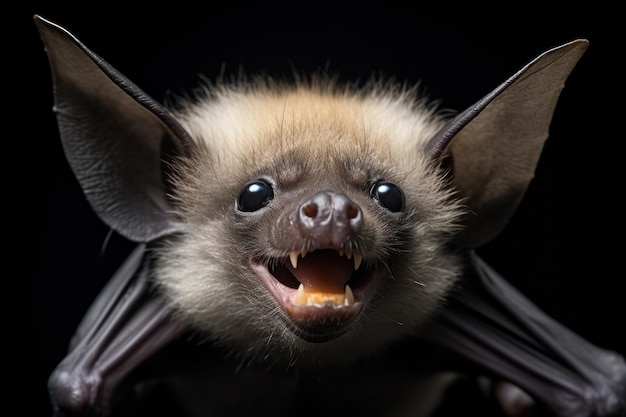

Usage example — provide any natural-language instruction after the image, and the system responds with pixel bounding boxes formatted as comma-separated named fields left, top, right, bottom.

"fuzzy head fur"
left=152, top=77, right=466, bottom=367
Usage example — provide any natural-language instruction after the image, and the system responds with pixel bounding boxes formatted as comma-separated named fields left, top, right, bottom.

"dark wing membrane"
left=420, top=251, right=626, bottom=417
left=47, top=245, right=188, bottom=416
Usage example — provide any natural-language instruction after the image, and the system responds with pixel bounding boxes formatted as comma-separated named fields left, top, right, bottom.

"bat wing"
left=421, top=251, right=626, bottom=417
left=47, top=244, right=188, bottom=416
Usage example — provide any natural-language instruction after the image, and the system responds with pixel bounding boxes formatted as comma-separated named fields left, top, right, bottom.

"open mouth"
left=250, top=248, right=375, bottom=341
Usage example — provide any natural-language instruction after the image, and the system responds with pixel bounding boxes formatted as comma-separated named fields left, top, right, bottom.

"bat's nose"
left=297, top=191, right=363, bottom=247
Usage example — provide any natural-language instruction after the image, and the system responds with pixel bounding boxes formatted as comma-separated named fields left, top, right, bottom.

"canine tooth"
left=345, top=250, right=352, bottom=259
left=344, top=285, right=355, bottom=306
left=338, top=249, right=344, bottom=257
left=294, top=283, right=307, bottom=306
left=353, top=253, right=362, bottom=270
left=289, top=251, right=299, bottom=269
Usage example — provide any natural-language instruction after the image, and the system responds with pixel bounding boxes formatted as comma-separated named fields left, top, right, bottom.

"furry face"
left=152, top=79, right=466, bottom=366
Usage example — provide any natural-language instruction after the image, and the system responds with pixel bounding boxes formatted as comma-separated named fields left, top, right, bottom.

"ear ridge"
left=427, top=39, right=588, bottom=248
left=34, top=15, right=193, bottom=242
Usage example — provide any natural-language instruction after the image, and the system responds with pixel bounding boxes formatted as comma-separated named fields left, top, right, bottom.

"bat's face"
left=152, top=83, right=466, bottom=366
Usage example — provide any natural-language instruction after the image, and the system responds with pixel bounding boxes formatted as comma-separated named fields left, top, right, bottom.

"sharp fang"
left=290, top=251, right=299, bottom=269
left=345, top=250, right=352, bottom=259
left=353, top=253, right=362, bottom=270
left=344, top=285, right=355, bottom=306
left=294, top=283, right=307, bottom=306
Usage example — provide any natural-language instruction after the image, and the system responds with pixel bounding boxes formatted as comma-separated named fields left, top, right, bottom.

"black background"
left=6, top=3, right=623, bottom=417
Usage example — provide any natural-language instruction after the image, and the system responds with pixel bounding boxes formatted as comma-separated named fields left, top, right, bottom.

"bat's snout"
left=297, top=191, right=363, bottom=249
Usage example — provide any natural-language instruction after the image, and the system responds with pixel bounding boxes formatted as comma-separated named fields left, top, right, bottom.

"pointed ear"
left=34, top=15, right=194, bottom=243
left=426, top=39, right=588, bottom=248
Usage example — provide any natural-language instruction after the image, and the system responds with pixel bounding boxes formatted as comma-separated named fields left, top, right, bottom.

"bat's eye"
left=370, top=181, right=404, bottom=212
left=237, top=179, right=275, bottom=212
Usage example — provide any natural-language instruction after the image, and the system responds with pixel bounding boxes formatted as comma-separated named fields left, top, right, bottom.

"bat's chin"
left=250, top=249, right=375, bottom=342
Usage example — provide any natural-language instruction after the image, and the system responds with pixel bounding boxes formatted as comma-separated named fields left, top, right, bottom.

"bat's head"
left=34, top=15, right=587, bottom=368
left=154, top=81, right=466, bottom=364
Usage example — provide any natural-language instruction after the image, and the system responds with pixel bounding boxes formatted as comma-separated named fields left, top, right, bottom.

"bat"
left=33, top=13, right=626, bottom=417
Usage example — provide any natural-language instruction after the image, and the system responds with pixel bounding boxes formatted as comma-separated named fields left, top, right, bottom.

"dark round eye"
left=237, top=179, right=274, bottom=212
left=370, top=181, right=404, bottom=212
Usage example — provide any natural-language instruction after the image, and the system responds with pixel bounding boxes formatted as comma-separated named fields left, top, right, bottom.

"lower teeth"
left=293, top=283, right=355, bottom=307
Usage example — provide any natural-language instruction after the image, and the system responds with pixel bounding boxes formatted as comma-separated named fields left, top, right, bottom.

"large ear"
left=34, top=15, right=194, bottom=243
left=426, top=39, right=588, bottom=248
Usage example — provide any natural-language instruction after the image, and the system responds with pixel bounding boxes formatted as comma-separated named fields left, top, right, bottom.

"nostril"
left=346, top=204, right=359, bottom=219
left=302, top=202, right=318, bottom=219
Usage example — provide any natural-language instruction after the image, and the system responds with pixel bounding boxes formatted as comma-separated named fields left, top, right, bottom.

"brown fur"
left=151, top=77, right=466, bottom=371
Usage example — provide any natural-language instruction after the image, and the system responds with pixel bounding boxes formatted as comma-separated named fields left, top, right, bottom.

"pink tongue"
left=286, top=250, right=354, bottom=293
